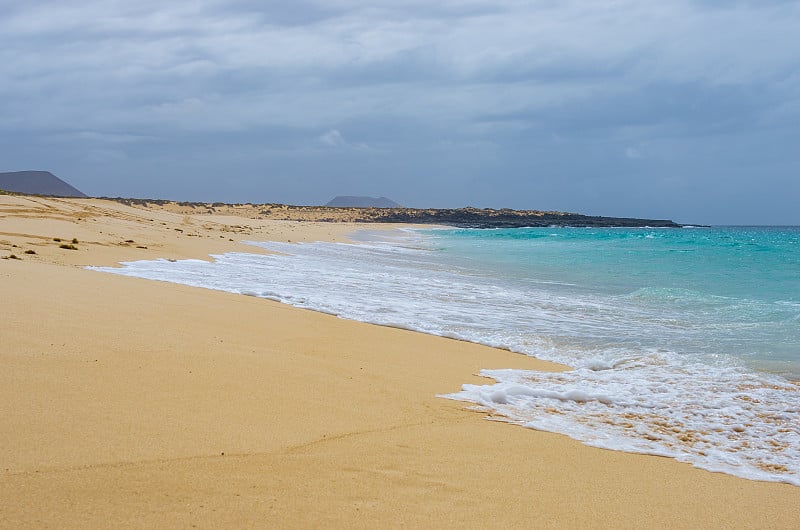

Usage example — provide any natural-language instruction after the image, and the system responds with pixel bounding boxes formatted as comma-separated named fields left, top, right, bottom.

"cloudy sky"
left=2, top=0, right=798, bottom=224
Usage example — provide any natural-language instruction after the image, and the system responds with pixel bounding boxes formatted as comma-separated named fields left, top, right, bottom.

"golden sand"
left=1, top=195, right=798, bottom=528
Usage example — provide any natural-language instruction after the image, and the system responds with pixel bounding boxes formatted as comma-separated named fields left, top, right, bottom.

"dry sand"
left=1, top=195, right=798, bottom=528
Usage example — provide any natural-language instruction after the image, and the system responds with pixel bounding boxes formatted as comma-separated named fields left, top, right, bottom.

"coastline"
left=2, top=195, right=799, bottom=528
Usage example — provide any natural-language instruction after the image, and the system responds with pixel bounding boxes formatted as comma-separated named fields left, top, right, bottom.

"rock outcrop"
left=348, top=207, right=682, bottom=228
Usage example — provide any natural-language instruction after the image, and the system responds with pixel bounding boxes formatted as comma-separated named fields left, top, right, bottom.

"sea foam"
left=88, top=231, right=800, bottom=486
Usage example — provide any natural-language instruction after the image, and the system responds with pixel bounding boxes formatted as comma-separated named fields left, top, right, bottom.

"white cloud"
left=625, top=147, right=644, bottom=159
left=319, top=129, right=346, bottom=147
left=318, top=129, right=369, bottom=150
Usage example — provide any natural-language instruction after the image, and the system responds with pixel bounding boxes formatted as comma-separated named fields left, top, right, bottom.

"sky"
left=1, top=0, right=799, bottom=224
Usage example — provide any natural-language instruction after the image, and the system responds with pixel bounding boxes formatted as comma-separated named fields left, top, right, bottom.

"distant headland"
left=107, top=197, right=684, bottom=228
left=326, top=196, right=402, bottom=208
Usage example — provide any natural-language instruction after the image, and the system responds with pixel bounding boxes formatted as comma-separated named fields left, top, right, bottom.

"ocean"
left=89, top=225, right=800, bottom=486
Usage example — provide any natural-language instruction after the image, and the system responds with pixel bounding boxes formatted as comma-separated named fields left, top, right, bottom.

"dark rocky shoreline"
left=356, top=207, right=683, bottom=228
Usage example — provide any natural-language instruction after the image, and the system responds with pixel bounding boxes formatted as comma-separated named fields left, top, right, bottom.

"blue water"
left=427, top=226, right=800, bottom=377
left=89, top=225, right=800, bottom=485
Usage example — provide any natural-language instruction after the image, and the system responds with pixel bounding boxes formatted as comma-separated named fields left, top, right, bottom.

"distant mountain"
left=0, top=171, right=88, bottom=198
left=325, top=196, right=401, bottom=208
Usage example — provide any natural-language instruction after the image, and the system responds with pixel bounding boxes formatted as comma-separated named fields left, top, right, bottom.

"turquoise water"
left=430, top=226, right=800, bottom=377
left=90, top=225, right=800, bottom=485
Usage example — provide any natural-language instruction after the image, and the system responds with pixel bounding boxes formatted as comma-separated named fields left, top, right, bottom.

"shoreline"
left=91, top=224, right=800, bottom=487
left=2, top=195, right=799, bottom=528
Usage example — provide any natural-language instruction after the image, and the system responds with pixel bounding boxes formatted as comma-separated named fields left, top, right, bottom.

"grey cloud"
left=482, top=81, right=782, bottom=139
left=1, top=0, right=799, bottom=223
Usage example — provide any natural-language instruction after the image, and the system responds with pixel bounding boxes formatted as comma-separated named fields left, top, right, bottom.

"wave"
left=87, top=233, right=800, bottom=486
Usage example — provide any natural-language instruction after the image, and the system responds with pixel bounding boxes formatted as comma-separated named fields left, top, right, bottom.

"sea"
left=88, top=225, right=800, bottom=486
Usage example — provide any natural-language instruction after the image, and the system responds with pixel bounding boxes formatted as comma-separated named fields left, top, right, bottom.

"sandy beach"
left=2, top=195, right=799, bottom=528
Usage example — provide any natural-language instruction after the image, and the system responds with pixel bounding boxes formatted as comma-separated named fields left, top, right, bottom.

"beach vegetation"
left=24, top=249, right=36, bottom=254
left=72, top=238, right=79, bottom=244
left=53, top=237, right=61, bottom=242
left=59, top=243, right=78, bottom=250
left=8, top=254, right=20, bottom=259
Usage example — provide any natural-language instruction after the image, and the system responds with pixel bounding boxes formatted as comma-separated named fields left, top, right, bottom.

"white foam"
left=87, top=235, right=800, bottom=486
left=445, top=364, right=800, bottom=486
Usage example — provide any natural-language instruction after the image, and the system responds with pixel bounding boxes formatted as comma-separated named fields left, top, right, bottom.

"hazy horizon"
left=2, top=1, right=799, bottom=225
